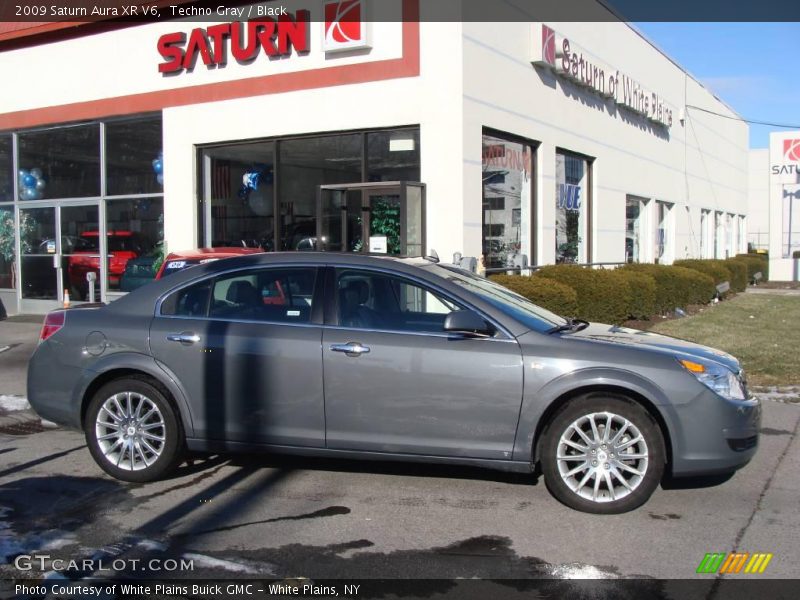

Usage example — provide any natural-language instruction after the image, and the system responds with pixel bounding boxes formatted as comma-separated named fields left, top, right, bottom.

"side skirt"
left=185, top=438, right=534, bottom=474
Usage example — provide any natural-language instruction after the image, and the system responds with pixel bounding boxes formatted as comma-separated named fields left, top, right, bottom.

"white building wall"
left=461, top=20, right=748, bottom=265
left=748, top=149, right=770, bottom=251
left=768, top=131, right=800, bottom=280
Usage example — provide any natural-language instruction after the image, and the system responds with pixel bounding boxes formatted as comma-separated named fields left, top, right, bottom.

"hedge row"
left=535, top=265, right=632, bottom=324
left=622, top=264, right=715, bottom=314
left=673, top=258, right=752, bottom=294
left=733, top=253, right=769, bottom=283
left=489, top=274, right=578, bottom=317
left=489, top=260, right=742, bottom=324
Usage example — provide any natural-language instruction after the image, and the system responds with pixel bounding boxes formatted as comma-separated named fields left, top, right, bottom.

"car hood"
left=562, top=323, right=741, bottom=372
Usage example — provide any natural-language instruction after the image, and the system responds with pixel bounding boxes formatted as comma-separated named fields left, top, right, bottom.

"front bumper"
left=668, top=387, right=761, bottom=477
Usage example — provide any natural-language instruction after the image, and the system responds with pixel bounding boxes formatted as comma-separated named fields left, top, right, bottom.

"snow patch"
left=137, top=539, right=166, bottom=552
left=0, top=505, right=79, bottom=564
left=549, top=563, right=616, bottom=579
left=0, top=395, right=30, bottom=412
left=182, top=552, right=271, bottom=575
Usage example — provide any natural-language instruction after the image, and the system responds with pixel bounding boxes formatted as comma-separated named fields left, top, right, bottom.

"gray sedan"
left=27, top=253, right=760, bottom=513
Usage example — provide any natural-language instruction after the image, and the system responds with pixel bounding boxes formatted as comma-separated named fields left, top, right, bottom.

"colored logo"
left=784, top=139, right=800, bottom=162
left=542, top=24, right=556, bottom=67
left=696, top=552, right=773, bottom=574
left=323, top=0, right=370, bottom=52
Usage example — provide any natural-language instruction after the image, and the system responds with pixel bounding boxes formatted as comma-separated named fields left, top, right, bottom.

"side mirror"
left=443, top=309, right=492, bottom=337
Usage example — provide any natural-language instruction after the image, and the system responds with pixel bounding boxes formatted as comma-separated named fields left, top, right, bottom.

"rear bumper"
left=668, top=388, right=761, bottom=477
left=27, top=340, right=86, bottom=429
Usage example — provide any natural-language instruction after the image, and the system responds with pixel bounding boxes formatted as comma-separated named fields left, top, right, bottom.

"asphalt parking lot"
left=1, top=318, right=798, bottom=586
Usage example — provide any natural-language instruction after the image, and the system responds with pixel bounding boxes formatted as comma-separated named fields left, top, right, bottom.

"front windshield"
left=429, top=265, right=568, bottom=333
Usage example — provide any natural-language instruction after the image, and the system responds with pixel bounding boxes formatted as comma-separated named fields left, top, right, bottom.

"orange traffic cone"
left=63, top=289, right=70, bottom=309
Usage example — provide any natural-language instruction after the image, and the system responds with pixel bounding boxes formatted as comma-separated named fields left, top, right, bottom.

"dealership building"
left=0, top=0, right=751, bottom=315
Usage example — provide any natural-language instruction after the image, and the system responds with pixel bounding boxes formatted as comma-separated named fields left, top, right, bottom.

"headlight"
left=678, top=358, right=746, bottom=401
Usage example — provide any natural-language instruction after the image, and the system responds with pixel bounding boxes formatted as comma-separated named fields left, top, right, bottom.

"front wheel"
left=540, top=395, right=665, bottom=514
left=85, top=377, right=184, bottom=482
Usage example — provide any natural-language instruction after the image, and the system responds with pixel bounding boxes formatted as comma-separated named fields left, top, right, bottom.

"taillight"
left=40, top=310, right=66, bottom=343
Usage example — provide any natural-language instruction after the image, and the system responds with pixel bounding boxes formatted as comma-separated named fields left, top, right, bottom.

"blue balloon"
left=156, top=173, right=163, bottom=185
left=152, top=159, right=163, bottom=174
left=23, top=174, right=37, bottom=188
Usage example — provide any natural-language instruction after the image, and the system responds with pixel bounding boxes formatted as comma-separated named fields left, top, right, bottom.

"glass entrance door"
left=317, top=182, right=425, bottom=256
left=19, top=202, right=101, bottom=311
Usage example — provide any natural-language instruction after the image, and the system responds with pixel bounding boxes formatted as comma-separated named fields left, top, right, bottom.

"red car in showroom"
left=155, top=247, right=263, bottom=280
left=68, top=231, right=142, bottom=299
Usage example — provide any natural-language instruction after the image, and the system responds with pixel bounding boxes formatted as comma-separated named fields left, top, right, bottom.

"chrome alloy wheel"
left=95, top=392, right=166, bottom=471
left=556, top=411, right=649, bottom=503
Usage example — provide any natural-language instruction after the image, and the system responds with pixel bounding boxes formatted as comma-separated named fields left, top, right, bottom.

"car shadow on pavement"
left=660, top=471, right=735, bottom=490
left=220, top=452, right=538, bottom=486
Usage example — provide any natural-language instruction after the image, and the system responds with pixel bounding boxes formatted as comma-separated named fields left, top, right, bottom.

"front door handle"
left=167, top=332, right=201, bottom=345
left=330, top=342, right=370, bottom=357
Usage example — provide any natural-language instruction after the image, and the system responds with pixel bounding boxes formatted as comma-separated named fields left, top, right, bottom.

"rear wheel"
left=85, top=377, right=184, bottom=482
left=540, top=394, right=665, bottom=514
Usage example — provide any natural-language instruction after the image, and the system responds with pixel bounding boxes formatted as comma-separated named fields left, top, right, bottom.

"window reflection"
left=18, top=125, right=100, bottom=199
left=106, top=117, right=163, bottom=196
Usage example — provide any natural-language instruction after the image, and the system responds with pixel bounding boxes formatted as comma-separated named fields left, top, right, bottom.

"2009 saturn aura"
left=27, top=253, right=760, bottom=513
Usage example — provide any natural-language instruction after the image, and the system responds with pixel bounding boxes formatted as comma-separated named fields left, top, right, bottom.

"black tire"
left=84, top=376, right=184, bottom=483
left=540, top=394, right=665, bottom=514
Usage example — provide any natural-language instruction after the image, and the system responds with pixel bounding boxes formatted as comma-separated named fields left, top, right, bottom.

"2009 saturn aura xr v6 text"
left=27, top=253, right=760, bottom=513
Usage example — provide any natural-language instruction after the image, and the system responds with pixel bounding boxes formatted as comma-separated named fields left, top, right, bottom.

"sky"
left=633, top=23, right=800, bottom=149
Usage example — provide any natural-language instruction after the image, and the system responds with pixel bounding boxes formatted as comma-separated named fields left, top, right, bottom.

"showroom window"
left=700, top=209, right=710, bottom=258
left=279, top=134, right=361, bottom=251
left=367, top=130, right=420, bottom=182
left=482, top=130, right=536, bottom=270
left=625, top=195, right=648, bottom=263
left=199, top=127, right=421, bottom=253
left=738, top=216, right=746, bottom=254
left=656, top=201, right=673, bottom=264
left=715, top=211, right=724, bottom=259
left=0, top=137, right=12, bottom=289
left=201, top=141, right=276, bottom=249
left=18, top=124, right=100, bottom=199
left=0, top=206, right=14, bottom=289
left=555, top=150, right=591, bottom=264
left=2, top=115, right=164, bottom=301
left=0, top=135, right=11, bottom=202
left=106, top=116, right=164, bottom=196
left=105, top=198, right=164, bottom=292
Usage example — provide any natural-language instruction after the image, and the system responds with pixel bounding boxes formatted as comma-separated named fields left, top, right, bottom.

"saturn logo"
left=323, top=0, right=369, bottom=52
left=542, top=25, right=556, bottom=66
left=784, top=139, right=800, bottom=162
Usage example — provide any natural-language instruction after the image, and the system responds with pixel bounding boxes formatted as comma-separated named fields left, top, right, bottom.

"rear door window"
left=160, top=280, right=211, bottom=317
left=209, top=268, right=316, bottom=323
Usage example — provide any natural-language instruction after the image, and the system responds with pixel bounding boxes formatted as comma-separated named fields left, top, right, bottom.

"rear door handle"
left=167, top=332, right=201, bottom=345
left=330, top=342, right=370, bottom=357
